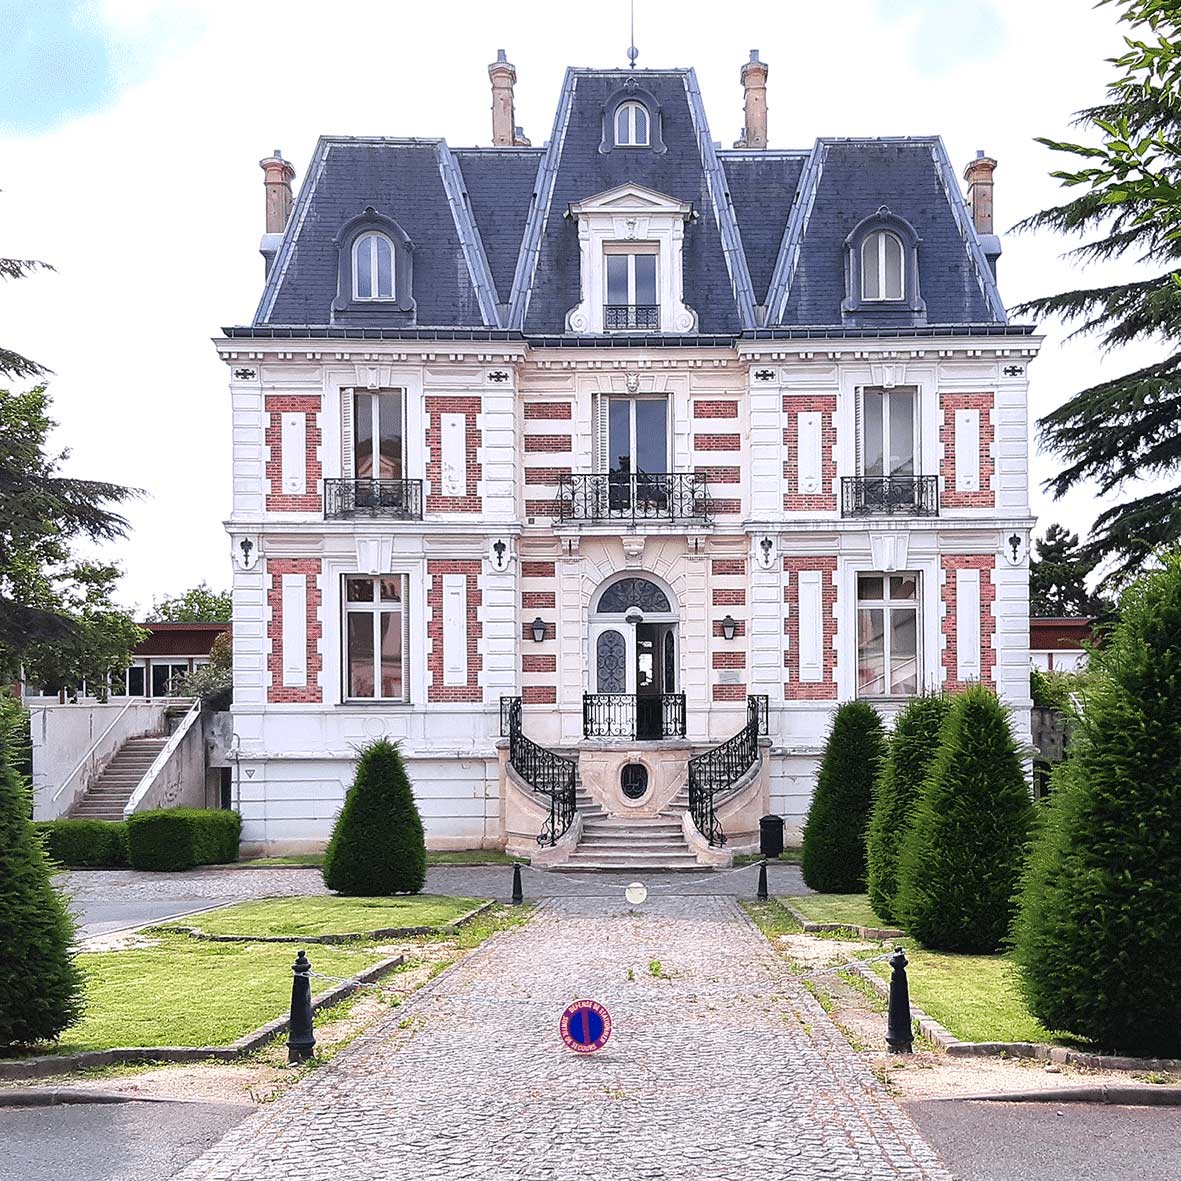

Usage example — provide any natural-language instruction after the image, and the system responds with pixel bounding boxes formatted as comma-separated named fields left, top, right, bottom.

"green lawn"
left=788, top=893, right=889, bottom=929
left=186, top=895, right=485, bottom=938
left=58, top=937, right=387, bottom=1052
left=239, top=850, right=519, bottom=868
left=733, top=849, right=803, bottom=866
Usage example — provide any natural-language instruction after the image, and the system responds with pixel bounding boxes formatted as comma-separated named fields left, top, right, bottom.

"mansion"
left=219, top=52, right=1037, bottom=864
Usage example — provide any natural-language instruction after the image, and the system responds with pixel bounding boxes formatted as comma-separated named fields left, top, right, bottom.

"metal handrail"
left=686, top=695, right=769, bottom=848
left=582, top=693, right=686, bottom=739
left=500, top=696, right=577, bottom=847
left=324, top=478, right=424, bottom=520
left=840, top=475, right=938, bottom=517
left=51, top=699, right=137, bottom=806
left=557, top=472, right=712, bottom=524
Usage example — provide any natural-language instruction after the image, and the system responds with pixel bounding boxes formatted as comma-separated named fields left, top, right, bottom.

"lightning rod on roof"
left=627, top=0, right=638, bottom=68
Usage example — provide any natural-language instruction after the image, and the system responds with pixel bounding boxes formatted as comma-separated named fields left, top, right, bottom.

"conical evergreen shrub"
left=1013, top=555, right=1181, bottom=1056
left=0, top=717, right=84, bottom=1049
left=801, top=701, right=885, bottom=893
left=866, top=693, right=952, bottom=924
left=896, top=685, right=1034, bottom=952
left=323, top=738, right=427, bottom=896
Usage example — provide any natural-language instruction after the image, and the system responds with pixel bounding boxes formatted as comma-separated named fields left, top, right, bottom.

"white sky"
left=0, top=0, right=1155, bottom=611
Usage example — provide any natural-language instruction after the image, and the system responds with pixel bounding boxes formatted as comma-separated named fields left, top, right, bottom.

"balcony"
left=324, top=478, right=424, bottom=521
left=583, top=693, right=687, bottom=741
left=604, top=304, right=659, bottom=331
left=557, top=473, right=712, bottom=525
left=841, top=475, right=938, bottom=518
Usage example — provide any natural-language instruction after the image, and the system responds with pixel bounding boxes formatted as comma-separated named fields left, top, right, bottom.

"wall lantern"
left=721, top=614, right=738, bottom=641
left=530, top=617, right=547, bottom=643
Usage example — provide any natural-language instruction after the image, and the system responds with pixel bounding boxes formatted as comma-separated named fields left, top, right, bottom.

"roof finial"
left=626, top=0, right=638, bottom=69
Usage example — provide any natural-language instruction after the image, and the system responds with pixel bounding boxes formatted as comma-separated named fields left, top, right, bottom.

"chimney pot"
left=488, top=50, right=519, bottom=147
left=736, top=51, right=769, bottom=149
left=963, top=152, right=997, bottom=235
left=259, top=151, right=296, bottom=235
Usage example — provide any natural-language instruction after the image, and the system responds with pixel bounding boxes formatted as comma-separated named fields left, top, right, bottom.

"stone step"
left=558, top=854, right=702, bottom=870
left=582, top=820, right=683, bottom=833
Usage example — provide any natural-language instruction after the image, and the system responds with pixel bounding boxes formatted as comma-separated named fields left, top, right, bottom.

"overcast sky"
left=0, top=0, right=1155, bottom=611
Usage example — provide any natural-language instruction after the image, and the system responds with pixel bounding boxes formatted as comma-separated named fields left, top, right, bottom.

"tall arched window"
left=861, top=231, right=905, bottom=301
left=353, top=232, right=395, bottom=301
left=615, top=101, right=650, bottom=147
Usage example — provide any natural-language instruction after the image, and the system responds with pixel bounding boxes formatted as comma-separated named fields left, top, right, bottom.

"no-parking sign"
left=559, top=1000, right=612, bottom=1053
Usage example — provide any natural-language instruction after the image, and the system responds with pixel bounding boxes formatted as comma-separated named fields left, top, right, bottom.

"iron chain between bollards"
left=287, top=949, right=316, bottom=1064
left=885, top=945, right=913, bottom=1054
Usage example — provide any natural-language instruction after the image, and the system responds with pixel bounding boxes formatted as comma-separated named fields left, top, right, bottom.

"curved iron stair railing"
left=687, top=695, right=769, bottom=847
left=500, top=696, right=577, bottom=846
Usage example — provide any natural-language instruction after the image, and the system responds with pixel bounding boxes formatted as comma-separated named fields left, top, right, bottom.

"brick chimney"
left=734, top=50, right=768, bottom=149
left=964, top=151, right=997, bottom=234
left=260, top=150, right=296, bottom=234
left=488, top=50, right=529, bottom=147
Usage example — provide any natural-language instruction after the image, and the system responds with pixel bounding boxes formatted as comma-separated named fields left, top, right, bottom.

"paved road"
left=906, top=1099, right=1181, bottom=1181
left=173, top=895, right=948, bottom=1180
left=1, top=1100, right=252, bottom=1181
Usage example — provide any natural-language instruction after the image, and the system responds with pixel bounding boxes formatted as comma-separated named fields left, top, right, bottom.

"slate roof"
left=250, top=67, right=1009, bottom=335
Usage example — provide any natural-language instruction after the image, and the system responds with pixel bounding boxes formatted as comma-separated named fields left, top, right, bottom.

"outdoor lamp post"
left=721, top=614, right=737, bottom=641
left=530, top=617, right=547, bottom=643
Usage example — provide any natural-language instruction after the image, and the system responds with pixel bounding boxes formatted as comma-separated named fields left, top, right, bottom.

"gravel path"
left=172, top=895, right=948, bottom=1180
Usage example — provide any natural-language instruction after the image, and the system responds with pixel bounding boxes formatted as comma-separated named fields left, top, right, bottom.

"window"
left=615, top=101, right=650, bottom=146
left=861, top=230, right=904, bottom=301
left=604, top=245, right=658, bottom=329
left=857, top=573, right=920, bottom=696
left=606, top=397, right=668, bottom=476
left=151, top=662, right=189, bottom=698
left=861, top=387, right=916, bottom=477
left=352, top=232, right=395, bottom=301
left=344, top=575, right=408, bottom=701
left=126, top=664, right=146, bottom=697
left=352, top=390, right=404, bottom=480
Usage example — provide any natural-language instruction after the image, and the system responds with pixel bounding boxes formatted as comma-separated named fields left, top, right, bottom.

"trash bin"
left=759, top=814, right=784, bottom=860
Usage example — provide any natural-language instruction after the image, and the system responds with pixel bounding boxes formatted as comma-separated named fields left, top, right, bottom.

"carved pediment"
left=569, top=184, right=693, bottom=220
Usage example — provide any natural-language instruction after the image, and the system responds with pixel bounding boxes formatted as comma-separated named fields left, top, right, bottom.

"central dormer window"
left=861, top=230, right=904, bottom=302
left=605, top=244, right=658, bottom=330
left=353, top=232, right=395, bottom=301
left=615, top=101, right=650, bottom=147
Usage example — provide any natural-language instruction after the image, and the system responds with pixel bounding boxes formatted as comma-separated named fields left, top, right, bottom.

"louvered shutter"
left=341, top=389, right=355, bottom=478
left=853, top=389, right=863, bottom=475
left=592, top=393, right=608, bottom=473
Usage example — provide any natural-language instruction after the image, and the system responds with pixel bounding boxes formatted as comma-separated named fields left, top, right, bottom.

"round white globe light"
left=624, top=882, right=648, bottom=906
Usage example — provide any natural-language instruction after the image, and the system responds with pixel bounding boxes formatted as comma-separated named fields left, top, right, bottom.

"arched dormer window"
left=332, top=207, right=415, bottom=322
left=615, top=101, right=649, bottom=147
left=352, top=232, right=395, bottom=301
left=861, top=230, right=904, bottom=301
left=843, top=207, right=926, bottom=323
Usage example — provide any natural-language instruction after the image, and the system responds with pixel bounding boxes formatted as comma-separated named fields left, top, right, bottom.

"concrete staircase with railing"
left=558, top=784, right=700, bottom=871
left=68, top=735, right=168, bottom=820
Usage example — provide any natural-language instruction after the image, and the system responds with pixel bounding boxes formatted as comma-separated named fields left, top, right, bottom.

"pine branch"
left=1084, top=485, right=1181, bottom=587
left=0, top=347, right=50, bottom=380
left=0, top=258, right=53, bottom=282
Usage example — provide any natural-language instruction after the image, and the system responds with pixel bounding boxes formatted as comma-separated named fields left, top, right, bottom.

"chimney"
left=489, top=50, right=529, bottom=147
left=964, top=150, right=997, bottom=234
left=735, top=50, right=768, bottom=149
left=259, top=150, right=296, bottom=276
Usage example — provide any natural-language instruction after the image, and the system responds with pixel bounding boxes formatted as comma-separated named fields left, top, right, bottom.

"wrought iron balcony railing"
left=583, top=693, right=687, bottom=741
left=557, top=473, right=711, bottom=524
left=324, top=478, right=424, bottom=521
left=840, top=475, right=939, bottom=518
left=687, top=694, right=769, bottom=847
left=500, top=696, right=576, bottom=847
left=604, top=304, right=659, bottom=330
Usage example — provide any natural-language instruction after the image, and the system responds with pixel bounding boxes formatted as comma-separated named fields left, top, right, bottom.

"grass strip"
left=788, top=893, right=886, bottom=929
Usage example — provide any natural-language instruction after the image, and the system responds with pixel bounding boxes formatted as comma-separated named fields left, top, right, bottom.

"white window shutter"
left=593, top=394, right=608, bottom=473
left=854, top=391, right=863, bottom=475
left=442, top=574, right=468, bottom=685
left=281, top=574, right=308, bottom=686
left=956, top=567, right=982, bottom=681
left=440, top=413, right=466, bottom=496
left=954, top=408, right=981, bottom=493
left=798, top=570, right=824, bottom=683
left=797, top=411, right=822, bottom=494
left=280, top=413, right=306, bottom=495
left=341, top=390, right=355, bottom=479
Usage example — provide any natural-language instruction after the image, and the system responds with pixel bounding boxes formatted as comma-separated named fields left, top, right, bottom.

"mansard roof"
left=250, top=67, right=1009, bottom=335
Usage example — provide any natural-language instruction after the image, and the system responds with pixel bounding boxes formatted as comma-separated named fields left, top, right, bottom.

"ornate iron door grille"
left=324, top=478, right=424, bottom=520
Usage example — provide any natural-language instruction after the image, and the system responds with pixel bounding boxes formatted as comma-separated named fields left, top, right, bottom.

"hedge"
left=35, top=819, right=129, bottom=867
left=126, top=808, right=241, bottom=871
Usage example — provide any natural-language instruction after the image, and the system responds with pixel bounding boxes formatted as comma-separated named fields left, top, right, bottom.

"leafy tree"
left=1015, top=1, right=1181, bottom=584
left=177, top=631, right=232, bottom=709
left=146, top=582, right=232, bottom=624
left=323, top=739, right=426, bottom=896
left=1030, top=523, right=1110, bottom=616
left=1013, top=553, right=1181, bottom=1055
left=801, top=701, right=885, bottom=894
left=896, top=686, right=1035, bottom=952
left=866, top=693, right=952, bottom=924
left=0, top=709, right=84, bottom=1048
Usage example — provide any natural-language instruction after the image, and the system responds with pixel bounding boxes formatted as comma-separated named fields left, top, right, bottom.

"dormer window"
left=605, top=244, right=658, bottom=330
left=615, top=101, right=650, bottom=147
left=861, top=230, right=904, bottom=302
left=353, top=232, right=395, bottom=301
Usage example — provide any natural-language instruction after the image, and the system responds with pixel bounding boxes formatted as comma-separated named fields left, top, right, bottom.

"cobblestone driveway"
left=174, top=895, right=949, bottom=1180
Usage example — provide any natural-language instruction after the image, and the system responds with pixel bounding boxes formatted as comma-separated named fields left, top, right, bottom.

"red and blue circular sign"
left=559, top=1000, right=612, bottom=1054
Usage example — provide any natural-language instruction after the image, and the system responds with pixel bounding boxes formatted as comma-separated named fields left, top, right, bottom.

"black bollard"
left=885, top=945, right=914, bottom=1054
left=287, top=950, right=316, bottom=1064
left=756, top=857, right=769, bottom=902
left=511, top=861, right=524, bottom=905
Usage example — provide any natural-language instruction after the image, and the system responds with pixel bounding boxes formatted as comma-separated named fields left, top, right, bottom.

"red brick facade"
left=524, top=466, right=572, bottom=485
left=712, top=588, right=746, bottom=606
left=695, top=465, right=741, bottom=484
left=522, top=653, right=557, bottom=673
left=427, top=559, right=482, bottom=702
left=693, top=400, right=739, bottom=418
left=694, top=433, right=742, bottom=451
left=522, top=590, right=556, bottom=610
left=783, top=394, right=837, bottom=512
left=711, top=558, right=746, bottom=576
left=522, top=684, right=557, bottom=704
left=266, top=558, right=322, bottom=703
left=712, top=683, right=748, bottom=701
left=939, top=392, right=995, bottom=508
left=783, top=556, right=838, bottom=700
left=941, top=554, right=997, bottom=690
left=521, top=561, right=556, bottom=579
left=523, top=402, right=572, bottom=420
left=425, top=396, right=482, bottom=513
left=712, top=651, right=746, bottom=668
left=523, top=434, right=572, bottom=453
left=265, top=395, right=322, bottom=512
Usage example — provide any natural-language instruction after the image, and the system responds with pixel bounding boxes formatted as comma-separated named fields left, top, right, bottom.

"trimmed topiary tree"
left=1013, top=555, right=1181, bottom=1056
left=323, top=738, right=426, bottom=896
left=866, top=693, right=952, bottom=924
left=0, top=718, right=84, bottom=1049
left=801, top=701, right=885, bottom=893
left=895, top=684, right=1034, bottom=952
